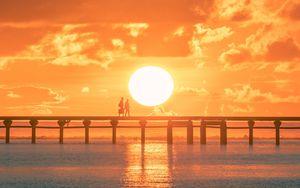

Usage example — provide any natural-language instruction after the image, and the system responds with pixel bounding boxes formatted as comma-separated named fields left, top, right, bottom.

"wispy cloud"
left=149, top=106, right=178, bottom=116
left=81, top=87, right=90, bottom=93
left=114, top=23, right=149, bottom=37
left=224, top=84, right=300, bottom=103
left=193, top=24, right=233, bottom=44
left=177, top=86, right=209, bottom=97
left=1, top=24, right=134, bottom=69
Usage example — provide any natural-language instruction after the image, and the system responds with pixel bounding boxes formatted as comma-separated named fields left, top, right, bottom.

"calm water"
left=1, top=139, right=300, bottom=188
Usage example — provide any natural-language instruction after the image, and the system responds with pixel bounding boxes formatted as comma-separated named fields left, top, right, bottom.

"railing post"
left=187, top=120, right=193, bottom=144
left=248, top=120, right=255, bottom=145
left=220, top=120, right=227, bottom=145
left=139, top=120, right=147, bottom=144
left=167, top=120, right=173, bottom=144
left=58, top=120, right=66, bottom=144
left=274, top=120, right=281, bottom=146
left=111, top=119, right=118, bottom=144
left=83, top=119, right=91, bottom=144
left=30, top=119, right=38, bottom=144
left=4, top=119, right=12, bottom=144
left=200, top=120, right=206, bottom=145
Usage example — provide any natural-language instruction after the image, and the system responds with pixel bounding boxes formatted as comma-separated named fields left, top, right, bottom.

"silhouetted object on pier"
left=220, top=120, right=227, bottom=145
left=111, top=119, right=118, bottom=144
left=167, top=120, right=173, bottom=144
left=3, top=119, right=12, bottom=144
left=125, top=99, right=130, bottom=117
left=248, top=120, right=255, bottom=145
left=274, top=120, right=282, bottom=145
left=83, top=119, right=91, bottom=144
left=30, top=119, right=38, bottom=144
left=187, top=120, right=193, bottom=144
left=200, top=120, right=206, bottom=144
left=139, top=120, right=147, bottom=144
left=58, top=120, right=66, bottom=144
left=118, top=97, right=124, bottom=116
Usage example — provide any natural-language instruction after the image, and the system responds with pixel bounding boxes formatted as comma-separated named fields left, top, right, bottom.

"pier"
left=1, top=116, right=300, bottom=145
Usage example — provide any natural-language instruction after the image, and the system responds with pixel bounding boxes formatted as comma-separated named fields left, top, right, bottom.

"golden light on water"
left=122, top=144, right=174, bottom=187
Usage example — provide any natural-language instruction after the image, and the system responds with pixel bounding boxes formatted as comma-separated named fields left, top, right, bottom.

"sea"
left=1, top=139, right=300, bottom=188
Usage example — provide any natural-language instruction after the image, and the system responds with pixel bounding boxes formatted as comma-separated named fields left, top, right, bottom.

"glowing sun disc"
left=129, top=66, right=174, bottom=106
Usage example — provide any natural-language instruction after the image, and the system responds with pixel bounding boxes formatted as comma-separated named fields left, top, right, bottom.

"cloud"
left=1, top=25, right=134, bottom=69
left=282, top=1, right=300, bottom=21
left=219, top=45, right=252, bottom=65
left=189, top=23, right=233, bottom=67
left=288, top=3, right=300, bottom=20
left=216, top=1, right=300, bottom=70
left=231, top=9, right=252, bottom=22
left=111, top=38, right=125, bottom=49
left=81, top=87, right=90, bottom=93
left=214, top=0, right=253, bottom=21
left=265, top=38, right=300, bottom=61
left=219, top=21, right=300, bottom=70
left=220, top=37, right=300, bottom=69
left=189, top=34, right=204, bottom=58
left=227, top=104, right=254, bottom=113
left=193, top=24, right=234, bottom=44
left=0, top=58, right=10, bottom=70
left=114, top=23, right=149, bottom=37
left=149, top=106, right=178, bottom=116
left=224, top=84, right=300, bottom=103
left=192, top=0, right=216, bottom=20
left=0, top=85, right=66, bottom=105
left=0, top=85, right=67, bottom=115
left=177, top=86, right=209, bottom=96
left=28, top=25, right=105, bottom=67
left=213, top=0, right=291, bottom=24
left=274, top=62, right=300, bottom=73
left=7, top=91, right=21, bottom=98
left=173, top=26, right=185, bottom=37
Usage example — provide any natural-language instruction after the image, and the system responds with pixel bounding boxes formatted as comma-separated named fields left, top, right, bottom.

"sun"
left=129, top=66, right=174, bottom=106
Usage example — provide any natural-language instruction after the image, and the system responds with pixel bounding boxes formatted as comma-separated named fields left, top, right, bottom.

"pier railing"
left=1, top=116, right=300, bottom=145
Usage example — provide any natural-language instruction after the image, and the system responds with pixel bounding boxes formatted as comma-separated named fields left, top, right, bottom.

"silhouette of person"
left=125, top=99, right=130, bottom=117
left=118, top=97, right=124, bottom=116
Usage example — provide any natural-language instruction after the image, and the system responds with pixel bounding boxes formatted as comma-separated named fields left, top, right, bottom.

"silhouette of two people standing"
left=118, top=97, right=130, bottom=116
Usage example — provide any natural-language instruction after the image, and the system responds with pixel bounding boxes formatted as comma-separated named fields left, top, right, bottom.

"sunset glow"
left=1, top=1, right=300, bottom=188
left=0, top=0, right=299, bottom=117
left=129, top=66, right=174, bottom=106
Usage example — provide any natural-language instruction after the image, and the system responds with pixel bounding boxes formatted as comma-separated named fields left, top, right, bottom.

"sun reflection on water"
left=122, top=143, right=174, bottom=188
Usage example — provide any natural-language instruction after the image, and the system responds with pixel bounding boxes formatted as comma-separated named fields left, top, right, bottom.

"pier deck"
left=1, top=116, right=300, bottom=145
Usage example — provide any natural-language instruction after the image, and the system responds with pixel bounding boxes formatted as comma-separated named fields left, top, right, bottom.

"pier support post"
left=58, top=120, right=66, bottom=144
left=83, top=119, right=91, bottom=144
left=30, top=119, right=38, bottom=144
left=248, top=120, right=255, bottom=145
left=200, top=120, right=206, bottom=145
left=220, top=120, right=227, bottom=145
left=167, top=120, right=173, bottom=144
left=4, top=119, right=12, bottom=144
left=274, top=120, right=281, bottom=146
left=111, top=119, right=118, bottom=144
left=187, top=120, right=193, bottom=144
left=139, top=120, right=147, bottom=144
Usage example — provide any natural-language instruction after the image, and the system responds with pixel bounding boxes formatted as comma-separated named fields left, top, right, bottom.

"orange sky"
left=0, top=0, right=300, bottom=116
